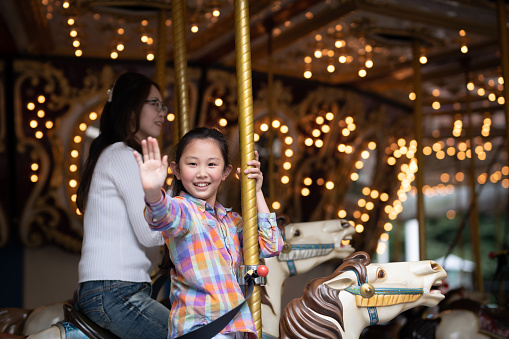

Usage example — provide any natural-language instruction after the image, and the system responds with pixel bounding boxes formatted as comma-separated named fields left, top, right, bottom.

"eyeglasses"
left=145, top=99, right=168, bottom=115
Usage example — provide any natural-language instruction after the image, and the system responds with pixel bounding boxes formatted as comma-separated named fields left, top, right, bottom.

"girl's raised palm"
left=134, top=137, right=168, bottom=203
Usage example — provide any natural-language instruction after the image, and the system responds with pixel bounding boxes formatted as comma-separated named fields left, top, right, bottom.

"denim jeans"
left=76, top=280, right=170, bottom=339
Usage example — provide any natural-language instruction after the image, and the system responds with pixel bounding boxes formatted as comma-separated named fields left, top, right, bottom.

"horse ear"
left=324, top=270, right=357, bottom=290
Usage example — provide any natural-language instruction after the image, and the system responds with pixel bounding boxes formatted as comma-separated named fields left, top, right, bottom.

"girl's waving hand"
left=134, top=136, right=168, bottom=203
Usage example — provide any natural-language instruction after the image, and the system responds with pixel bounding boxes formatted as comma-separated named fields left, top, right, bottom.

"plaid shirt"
left=144, top=191, right=283, bottom=339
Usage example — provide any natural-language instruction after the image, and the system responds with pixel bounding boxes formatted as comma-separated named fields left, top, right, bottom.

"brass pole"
left=172, top=0, right=190, bottom=137
left=155, top=9, right=167, bottom=146
left=267, top=21, right=275, bottom=206
left=233, top=0, right=261, bottom=336
left=412, top=38, right=427, bottom=260
left=155, top=9, right=167, bottom=98
left=497, top=0, right=509, bottom=156
left=464, top=66, right=483, bottom=293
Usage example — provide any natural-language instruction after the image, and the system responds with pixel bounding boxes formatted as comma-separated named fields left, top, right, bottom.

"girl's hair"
left=170, top=127, right=230, bottom=197
left=77, top=72, right=160, bottom=213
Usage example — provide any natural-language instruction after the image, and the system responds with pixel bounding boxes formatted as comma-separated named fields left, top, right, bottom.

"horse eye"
left=294, top=229, right=301, bottom=237
left=377, top=269, right=386, bottom=279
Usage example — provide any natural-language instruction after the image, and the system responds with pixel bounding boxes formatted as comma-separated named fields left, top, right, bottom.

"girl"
left=76, top=72, right=170, bottom=338
left=135, top=127, right=283, bottom=339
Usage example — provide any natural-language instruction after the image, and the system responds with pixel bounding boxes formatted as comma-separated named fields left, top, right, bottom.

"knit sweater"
left=78, top=142, right=164, bottom=283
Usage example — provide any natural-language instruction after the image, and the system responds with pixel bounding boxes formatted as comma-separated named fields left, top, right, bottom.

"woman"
left=76, top=72, right=170, bottom=338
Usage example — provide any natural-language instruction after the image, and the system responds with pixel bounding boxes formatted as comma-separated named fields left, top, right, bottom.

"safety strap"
left=176, top=273, right=255, bottom=339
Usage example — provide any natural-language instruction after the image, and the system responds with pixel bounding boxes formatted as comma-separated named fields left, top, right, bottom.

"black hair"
left=170, top=127, right=230, bottom=197
left=76, top=72, right=160, bottom=213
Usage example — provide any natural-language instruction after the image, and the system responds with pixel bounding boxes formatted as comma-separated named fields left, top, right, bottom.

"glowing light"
left=219, top=118, right=227, bottom=127
left=325, top=181, right=334, bottom=190
left=110, top=51, right=118, bottom=59
left=146, top=53, right=155, bottom=61
left=355, top=225, right=364, bottom=233
left=70, top=164, right=77, bottom=172
left=215, top=98, right=223, bottom=106
left=272, top=201, right=280, bottom=210
left=45, top=121, right=53, bottom=129
left=281, top=176, right=290, bottom=184
left=301, top=188, right=310, bottom=196
left=191, top=25, right=199, bottom=33
left=75, top=50, right=82, bottom=57
left=31, top=174, right=38, bottom=182
left=89, top=112, right=98, bottom=120
left=419, top=56, right=427, bottom=64
left=304, top=71, right=312, bottom=79
left=285, top=149, right=293, bottom=157
left=37, top=110, right=45, bottom=118
left=284, top=136, right=293, bottom=145
left=338, top=210, right=347, bottom=218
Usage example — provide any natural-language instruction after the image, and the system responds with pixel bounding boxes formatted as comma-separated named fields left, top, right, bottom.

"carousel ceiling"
left=0, top=0, right=505, bottom=109
left=0, top=0, right=508, bottom=217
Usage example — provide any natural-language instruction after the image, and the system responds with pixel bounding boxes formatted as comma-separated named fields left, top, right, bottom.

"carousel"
left=0, top=0, right=508, bottom=338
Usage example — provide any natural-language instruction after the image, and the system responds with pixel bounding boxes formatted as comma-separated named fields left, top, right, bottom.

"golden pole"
left=233, top=0, right=261, bottom=336
left=155, top=9, right=167, bottom=98
left=155, top=9, right=167, bottom=146
left=464, top=66, right=483, bottom=293
left=172, top=0, right=190, bottom=137
left=412, top=38, right=427, bottom=260
left=496, top=0, right=509, bottom=168
left=267, top=22, right=275, bottom=206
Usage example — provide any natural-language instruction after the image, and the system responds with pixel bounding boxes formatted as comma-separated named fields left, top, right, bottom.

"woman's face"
left=135, top=85, right=165, bottom=142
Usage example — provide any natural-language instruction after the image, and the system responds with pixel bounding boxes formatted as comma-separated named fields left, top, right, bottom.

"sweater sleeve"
left=108, top=145, right=164, bottom=248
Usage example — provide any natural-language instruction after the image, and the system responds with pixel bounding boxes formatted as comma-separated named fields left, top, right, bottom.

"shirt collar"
left=180, top=192, right=232, bottom=218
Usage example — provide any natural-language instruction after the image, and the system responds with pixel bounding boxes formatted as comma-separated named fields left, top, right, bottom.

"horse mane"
left=279, top=251, right=371, bottom=339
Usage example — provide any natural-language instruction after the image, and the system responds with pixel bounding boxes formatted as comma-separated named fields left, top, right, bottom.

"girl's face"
left=135, top=85, right=165, bottom=141
left=171, top=138, right=232, bottom=207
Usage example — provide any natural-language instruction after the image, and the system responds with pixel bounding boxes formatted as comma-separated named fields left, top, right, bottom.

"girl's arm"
left=134, top=137, right=168, bottom=203
left=240, top=151, right=283, bottom=257
left=241, top=150, right=269, bottom=214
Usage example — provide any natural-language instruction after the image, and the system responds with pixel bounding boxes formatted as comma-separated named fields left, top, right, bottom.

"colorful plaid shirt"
left=144, top=191, right=283, bottom=339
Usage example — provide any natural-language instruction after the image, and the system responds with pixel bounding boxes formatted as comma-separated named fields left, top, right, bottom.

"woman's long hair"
left=76, top=72, right=159, bottom=213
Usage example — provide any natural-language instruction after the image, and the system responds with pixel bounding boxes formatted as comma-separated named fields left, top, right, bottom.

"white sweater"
left=78, top=142, right=164, bottom=283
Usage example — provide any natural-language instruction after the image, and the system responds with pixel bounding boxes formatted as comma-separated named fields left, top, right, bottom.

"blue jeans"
left=76, top=280, right=170, bottom=339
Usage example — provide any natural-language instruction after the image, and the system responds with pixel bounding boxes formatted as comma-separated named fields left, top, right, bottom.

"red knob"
left=257, top=265, right=269, bottom=277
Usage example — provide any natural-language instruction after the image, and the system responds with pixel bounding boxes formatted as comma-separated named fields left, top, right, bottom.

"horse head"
left=277, top=218, right=355, bottom=275
left=261, top=218, right=355, bottom=338
left=279, top=251, right=447, bottom=339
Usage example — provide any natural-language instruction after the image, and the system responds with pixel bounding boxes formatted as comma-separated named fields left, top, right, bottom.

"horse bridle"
left=279, top=242, right=335, bottom=276
left=344, top=270, right=424, bottom=325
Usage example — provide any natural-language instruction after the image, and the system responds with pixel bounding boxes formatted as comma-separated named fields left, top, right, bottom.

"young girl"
left=134, top=127, right=283, bottom=339
left=76, top=72, right=170, bottom=338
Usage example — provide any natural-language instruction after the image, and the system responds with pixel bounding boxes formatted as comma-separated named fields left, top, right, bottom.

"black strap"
left=176, top=274, right=255, bottom=339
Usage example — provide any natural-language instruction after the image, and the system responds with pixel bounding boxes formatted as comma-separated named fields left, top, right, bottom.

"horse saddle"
left=62, top=303, right=120, bottom=339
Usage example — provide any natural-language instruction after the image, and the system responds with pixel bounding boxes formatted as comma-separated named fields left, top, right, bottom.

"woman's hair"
left=170, top=127, right=230, bottom=197
left=76, top=72, right=160, bottom=213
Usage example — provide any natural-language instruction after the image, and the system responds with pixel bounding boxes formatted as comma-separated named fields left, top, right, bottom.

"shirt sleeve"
left=237, top=212, right=283, bottom=259
left=144, top=190, right=193, bottom=237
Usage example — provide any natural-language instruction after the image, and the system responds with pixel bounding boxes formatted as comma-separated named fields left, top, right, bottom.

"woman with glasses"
left=76, top=72, right=170, bottom=338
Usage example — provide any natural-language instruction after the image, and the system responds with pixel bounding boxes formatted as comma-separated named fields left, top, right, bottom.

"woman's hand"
left=237, top=150, right=264, bottom=193
left=134, top=137, right=168, bottom=203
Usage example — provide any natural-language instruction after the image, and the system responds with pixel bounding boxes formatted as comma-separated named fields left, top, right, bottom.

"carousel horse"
left=279, top=251, right=447, bottom=339
left=404, top=298, right=509, bottom=339
left=9, top=217, right=353, bottom=339
left=261, top=217, right=355, bottom=339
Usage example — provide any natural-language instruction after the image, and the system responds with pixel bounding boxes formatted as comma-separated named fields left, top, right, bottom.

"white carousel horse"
left=406, top=297, right=509, bottom=339
left=279, top=251, right=448, bottom=339
left=261, top=218, right=355, bottom=339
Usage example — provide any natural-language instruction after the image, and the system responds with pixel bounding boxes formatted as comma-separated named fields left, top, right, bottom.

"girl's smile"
left=171, top=138, right=232, bottom=207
